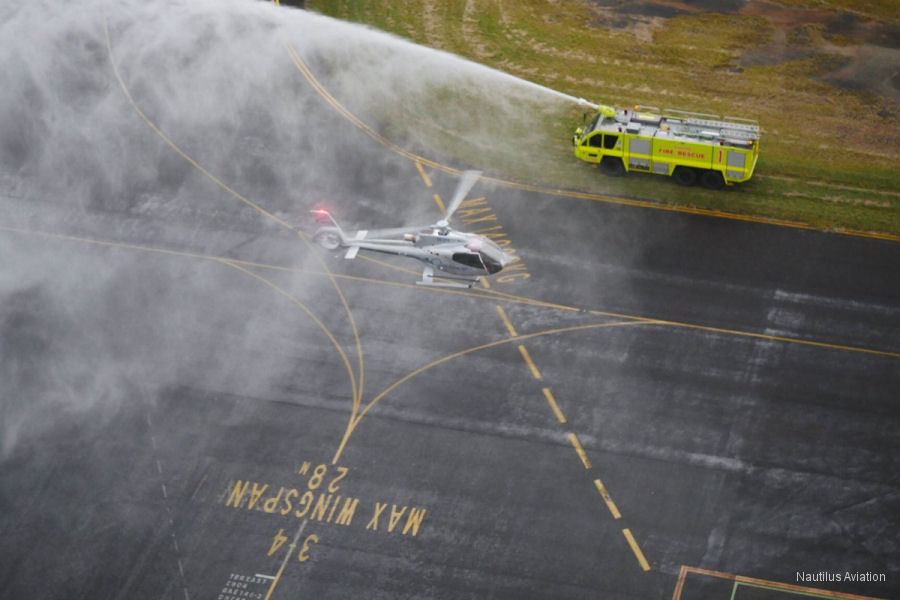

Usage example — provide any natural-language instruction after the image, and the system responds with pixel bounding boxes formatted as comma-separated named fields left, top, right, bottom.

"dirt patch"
left=739, top=4, right=900, bottom=102
left=824, top=13, right=900, bottom=48
left=585, top=2, right=670, bottom=42
left=739, top=1, right=834, bottom=27
left=460, top=0, right=492, bottom=61
left=589, top=0, right=746, bottom=16
left=624, top=0, right=745, bottom=15
left=420, top=1, right=447, bottom=49
left=587, top=0, right=900, bottom=102
left=822, top=45, right=899, bottom=98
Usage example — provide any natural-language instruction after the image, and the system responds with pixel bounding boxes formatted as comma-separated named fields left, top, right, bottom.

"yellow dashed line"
left=345, top=320, right=654, bottom=461
left=480, top=276, right=491, bottom=289
left=415, top=161, right=433, bottom=187
left=622, top=528, right=651, bottom=571
left=567, top=433, right=592, bottom=469
left=495, top=305, right=518, bottom=337
left=336, top=320, right=652, bottom=462
left=517, top=345, right=542, bottom=380
left=542, top=388, right=567, bottom=424
left=489, top=289, right=641, bottom=572
left=594, top=479, right=621, bottom=519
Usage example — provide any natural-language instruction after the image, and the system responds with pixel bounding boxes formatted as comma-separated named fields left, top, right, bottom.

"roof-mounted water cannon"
left=596, top=104, right=616, bottom=118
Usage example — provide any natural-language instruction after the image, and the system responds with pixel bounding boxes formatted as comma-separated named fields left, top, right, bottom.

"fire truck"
left=572, top=104, right=760, bottom=188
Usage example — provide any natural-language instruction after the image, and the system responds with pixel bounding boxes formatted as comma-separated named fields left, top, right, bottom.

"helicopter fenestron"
left=311, top=170, right=512, bottom=289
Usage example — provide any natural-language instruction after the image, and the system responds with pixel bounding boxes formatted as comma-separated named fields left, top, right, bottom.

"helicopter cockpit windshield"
left=479, top=248, right=504, bottom=274
left=451, top=252, right=485, bottom=271
left=452, top=246, right=506, bottom=274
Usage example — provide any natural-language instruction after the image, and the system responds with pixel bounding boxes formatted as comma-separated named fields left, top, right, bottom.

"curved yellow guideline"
left=104, top=21, right=366, bottom=440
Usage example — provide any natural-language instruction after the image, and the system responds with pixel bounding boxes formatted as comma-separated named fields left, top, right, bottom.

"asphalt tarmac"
left=2, top=22, right=899, bottom=600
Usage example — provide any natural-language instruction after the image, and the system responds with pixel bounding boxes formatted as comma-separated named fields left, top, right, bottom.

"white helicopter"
left=311, top=170, right=512, bottom=288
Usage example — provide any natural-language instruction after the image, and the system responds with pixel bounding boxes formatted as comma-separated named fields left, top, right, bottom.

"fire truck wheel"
left=600, top=157, right=625, bottom=176
left=673, top=167, right=698, bottom=186
left=701, top=170, right=725, bottom=190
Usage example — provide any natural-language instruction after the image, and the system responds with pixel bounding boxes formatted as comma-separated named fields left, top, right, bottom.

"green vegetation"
left=308, top=0, right=899, bottom=236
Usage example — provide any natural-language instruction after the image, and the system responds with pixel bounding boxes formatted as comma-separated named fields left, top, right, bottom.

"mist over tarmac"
left=4, top=5, right=900, bottom=600
left=0, top=0, right=579, bottom=460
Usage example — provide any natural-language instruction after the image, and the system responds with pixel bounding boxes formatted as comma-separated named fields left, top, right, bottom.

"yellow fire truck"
left=572, top=104, right=760, bottom=189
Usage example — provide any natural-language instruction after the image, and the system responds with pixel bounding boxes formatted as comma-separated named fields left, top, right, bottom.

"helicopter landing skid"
left=417, top=267, right=478, bottom=289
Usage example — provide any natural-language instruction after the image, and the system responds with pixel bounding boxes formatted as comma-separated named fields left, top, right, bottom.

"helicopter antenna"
left=437, top=170, right=482, bottom=227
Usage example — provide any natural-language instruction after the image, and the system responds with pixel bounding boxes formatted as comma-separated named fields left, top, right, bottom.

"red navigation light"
left=312, top=207, right=332, bottom=224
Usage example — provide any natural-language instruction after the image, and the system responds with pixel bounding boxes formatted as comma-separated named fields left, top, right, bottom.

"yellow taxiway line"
left=623, top=528, right=651, bottom=571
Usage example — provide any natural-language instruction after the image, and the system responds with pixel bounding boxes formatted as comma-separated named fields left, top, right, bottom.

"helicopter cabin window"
left=603, top=134, right=619, bottom=149
left=588, top=134, right=603, bottom=148
left=452, top=252, right=485, bottom=270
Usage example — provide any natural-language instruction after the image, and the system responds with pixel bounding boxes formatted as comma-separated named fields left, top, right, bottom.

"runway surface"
left=2, top=5, right=899, bottom=599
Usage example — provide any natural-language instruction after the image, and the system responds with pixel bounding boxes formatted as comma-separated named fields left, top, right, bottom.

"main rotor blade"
left=441, top=170, right=482, bottom=224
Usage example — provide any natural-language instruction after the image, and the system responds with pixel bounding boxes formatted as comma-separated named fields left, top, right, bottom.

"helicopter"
left=311, top=170, right=512, bottom=288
